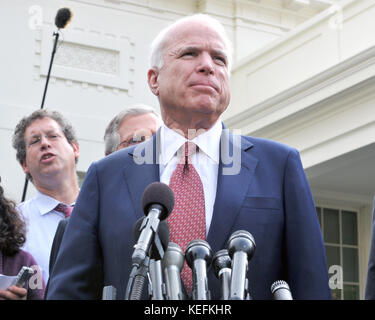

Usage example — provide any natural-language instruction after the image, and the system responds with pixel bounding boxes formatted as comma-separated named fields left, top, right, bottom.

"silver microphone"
left=132, top=182, right=174, bottom=267
left=162, top=242, right=185, bottom=300
left=212, top=249, right=232, bottom=300
left=227, top=230, right=256, bottom=300
left=149, top=259, right=164, bottom=300
left=271, top=280, right=293, bottom=300
left=102, top=285, right=117, bottom=300
left=185, top=239, right=212, bottom=300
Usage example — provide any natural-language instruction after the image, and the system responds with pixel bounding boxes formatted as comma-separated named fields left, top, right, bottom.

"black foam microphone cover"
left=55, top=8, right=73, bottom=29
left=141, top=182, right=175, bottom=220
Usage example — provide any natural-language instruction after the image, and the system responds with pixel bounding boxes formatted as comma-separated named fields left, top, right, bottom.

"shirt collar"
left=34, top=190, right=75, bottom=216
left=160, top=120, right=222, bottom=165
left=34, top=190, right=60, bottom=216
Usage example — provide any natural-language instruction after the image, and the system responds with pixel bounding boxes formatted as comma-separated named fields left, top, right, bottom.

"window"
left=316, top=206, right=359, bottom=300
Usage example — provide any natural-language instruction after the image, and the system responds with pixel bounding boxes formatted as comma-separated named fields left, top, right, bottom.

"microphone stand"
left=21, top=31, right=60, bottom=202
left=125, top=232, right=166, bottom=300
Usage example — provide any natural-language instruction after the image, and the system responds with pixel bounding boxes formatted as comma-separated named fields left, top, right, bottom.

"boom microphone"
left=55, top=8, right=73, bottom=29
left=227, top=230, right=256, bottom=300
left=271, top=280, right=293, bottom=300
left=132, top=182, right=174, bottom=266
left=21, top=7, right=74, bottom=202
left=212, top=249, right=231, bottom=300
left=185, top=239, right=212, bottom=300
left=162, top=242, right=185, bottom=300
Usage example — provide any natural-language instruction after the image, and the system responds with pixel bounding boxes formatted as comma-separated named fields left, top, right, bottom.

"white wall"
left=0, top=0, right=321, bottom=201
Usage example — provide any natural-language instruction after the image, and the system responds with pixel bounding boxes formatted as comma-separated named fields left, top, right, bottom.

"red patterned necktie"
left=54, top=203, right=73, bottom=218
left=168, top=141, right=206, bottom=295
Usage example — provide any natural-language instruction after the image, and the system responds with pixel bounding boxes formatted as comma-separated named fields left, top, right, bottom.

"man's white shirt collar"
left=160, top=120, right=222, bottom=166
left=34, top=191, right=61, bottom=216
left=34, top=190, right=75, bottom=216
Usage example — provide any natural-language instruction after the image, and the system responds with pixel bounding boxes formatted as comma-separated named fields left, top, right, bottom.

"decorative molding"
left=225, top=44, right=375, bottom=134
left=54, top=42, right=119, bottom=75
left=34, top=24, right=135, bottom=95
left=312, top=188, right=373, bottom=209
left=231, top=0, right=356, bottom=72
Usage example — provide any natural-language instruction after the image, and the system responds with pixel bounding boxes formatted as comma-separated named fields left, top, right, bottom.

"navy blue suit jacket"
left=47, top=127, right=331, bottom=300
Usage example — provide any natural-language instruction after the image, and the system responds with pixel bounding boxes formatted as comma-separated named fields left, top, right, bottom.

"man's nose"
left=197, top=52, right=214, bottom=75
left=40, top=136, right=51, bottom=149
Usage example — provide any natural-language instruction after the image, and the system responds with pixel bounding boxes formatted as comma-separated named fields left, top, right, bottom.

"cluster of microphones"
left=102, top=182, right=293, bottom=300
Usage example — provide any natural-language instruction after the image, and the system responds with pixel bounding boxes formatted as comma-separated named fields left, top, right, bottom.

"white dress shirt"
left=17, top=191, right=73, bottom=283
left=159, top=120, right=222, bottom=235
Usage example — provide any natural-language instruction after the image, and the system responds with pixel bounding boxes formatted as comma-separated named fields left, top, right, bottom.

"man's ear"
left=21, top=160, right=29, bottom=174
left=147, top=68, right=160, bottom=96
left=71, top=141, right=80, bottom=160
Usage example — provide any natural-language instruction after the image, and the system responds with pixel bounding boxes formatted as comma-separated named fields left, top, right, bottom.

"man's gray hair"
left=103, top=104, right=161, bottom=156
left=149, top=13, right=233, bottom=73
left=12, top=109, right=78, bottom=182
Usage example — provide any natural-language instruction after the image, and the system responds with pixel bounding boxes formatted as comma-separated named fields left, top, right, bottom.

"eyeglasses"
left=26, top=132, right=62, bottom=147
left=118, top=135, right=147, bottom=149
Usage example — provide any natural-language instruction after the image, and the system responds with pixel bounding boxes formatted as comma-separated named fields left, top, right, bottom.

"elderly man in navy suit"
left=47, top=14, right=331, bottom=300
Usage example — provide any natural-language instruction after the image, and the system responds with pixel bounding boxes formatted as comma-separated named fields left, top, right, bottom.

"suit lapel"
left=122, top=132, right=160, bottom=220
left=121, top=127, right=258, bottom=253
left=207, top=131, right=258, bottom=254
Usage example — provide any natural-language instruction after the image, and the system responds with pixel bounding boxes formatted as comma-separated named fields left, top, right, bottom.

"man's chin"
left=192, top=102, right=226, bottom=117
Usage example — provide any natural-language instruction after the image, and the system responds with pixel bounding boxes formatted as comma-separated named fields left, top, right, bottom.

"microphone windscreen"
left=141, top=182, right=175, bottom=219
left=55, top=8, right=73, bottom=29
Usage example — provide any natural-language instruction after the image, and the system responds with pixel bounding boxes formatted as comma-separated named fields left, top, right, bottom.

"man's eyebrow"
left=211, top=49, right=227, bottom=58
left=46, top=129, right=61, bottom=134
left=178, top=46, right=227, bottom=57
left=178, top=45, right=200, bottom=53
left=29, top=129, right=60, bottom=137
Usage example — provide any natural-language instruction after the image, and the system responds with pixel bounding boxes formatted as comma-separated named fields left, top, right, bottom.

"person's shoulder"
left=242, top=135, right=297, bottom=154
left=94, top=140, right=152, bottom=172
left=95, top=146, right=135, bottom=168
left=8, top=249, right=38, bottom=269
left=16, top=197, right=37, bottom=218
left=16, top=198, right=32, bottom=210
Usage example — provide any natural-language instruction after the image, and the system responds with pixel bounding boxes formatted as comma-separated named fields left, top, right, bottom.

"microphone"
left=227, top=230, right=256, bottom=300
left=55, top=8, right=73, bottom=29
left=132, top=182, right=174, bottom=267
left=125, top=182, right=174, bottom=300
left=130, top=218, right=169, bottom=300
left=185, top=239, right=212, bottom=300
left=20, top=7, right=74, bottom=202
left=149, top=260, right=164, bottom=300
left=148, top=222, right=170, bottom=300
left=102, top=286, right=117, bottom=300
left=271, top=280, right=293, bottom=300
left=162, top=242, right=185, bottom=300
left=212, top=249, right=231, bottom=300
left=133, top=217, right=170, bottom=261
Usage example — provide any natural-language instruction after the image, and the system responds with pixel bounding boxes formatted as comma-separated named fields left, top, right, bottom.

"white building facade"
left=0, top=0, right=373, bottom=299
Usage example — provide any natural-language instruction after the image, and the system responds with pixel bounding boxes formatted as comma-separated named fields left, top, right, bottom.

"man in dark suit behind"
left=365, top=197, right=375, bottom=299
left=47, top=14, right=331, bottom=300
